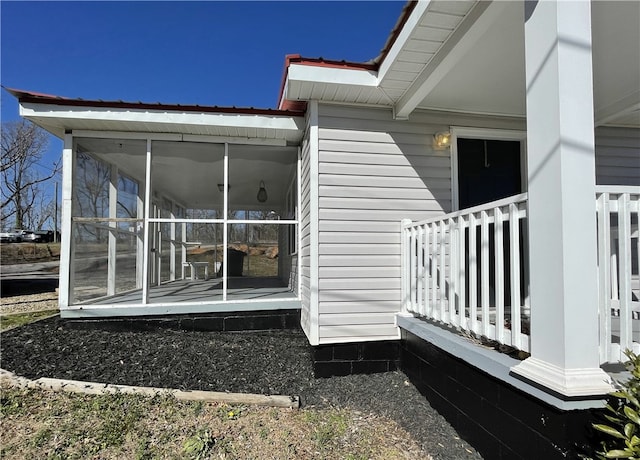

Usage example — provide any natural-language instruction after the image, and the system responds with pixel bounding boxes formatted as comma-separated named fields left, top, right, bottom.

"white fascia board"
left=378, top=0, right=433, bottom=80
left=279, top=75, right=291, bottom=109
left=19, top=102, right=304, bottom=135
left=394, top=1, right=500, bottom=119
left=286, top=64, right=378, bottom=88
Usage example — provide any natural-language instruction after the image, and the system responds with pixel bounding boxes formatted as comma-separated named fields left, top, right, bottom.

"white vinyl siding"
left=312, top=104, right=638, bottom=344
left=595, top=127, right=640, bottom=186
left=315, top=104, right=526, bottom=343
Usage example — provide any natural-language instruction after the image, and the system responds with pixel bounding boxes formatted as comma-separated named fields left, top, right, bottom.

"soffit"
left=282, top=0, right=640, bottom=128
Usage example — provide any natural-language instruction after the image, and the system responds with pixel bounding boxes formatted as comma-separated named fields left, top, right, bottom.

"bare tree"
left=73, top=151, right=110, bottom=243
left=24, top=195, right=57, bottom=231
left=1, top=120, right=59, bottom=229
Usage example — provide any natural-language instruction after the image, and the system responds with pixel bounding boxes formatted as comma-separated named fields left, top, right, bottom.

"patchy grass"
left=0, top=310, right=58, bottom=332
left=0, top=242, right=60, bottom=265
left=0, top=386, right=425, bottom=459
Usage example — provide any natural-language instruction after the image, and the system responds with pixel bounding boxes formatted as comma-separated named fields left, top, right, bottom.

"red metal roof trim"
left=372, top=1, right=417, bottom=66
left=6, top=88, right=305, bottom=117
left=285, top=54, right=379, bottom=71
left=280, top=99, right=308, bottom=112
left=277, top=1, right=417, bottom=109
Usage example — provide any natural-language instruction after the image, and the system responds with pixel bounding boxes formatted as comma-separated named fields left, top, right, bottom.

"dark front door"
left=457, top=137, right=525, bottom=307
left=457, top=138, right=522, bottom=209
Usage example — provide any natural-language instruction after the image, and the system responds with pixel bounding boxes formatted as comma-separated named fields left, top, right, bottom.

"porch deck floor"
left=91, top=277, right=296, bottom=305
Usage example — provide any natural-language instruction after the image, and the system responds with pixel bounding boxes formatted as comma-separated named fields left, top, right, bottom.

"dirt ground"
left=1, top=312, right=482, bottom=460
left=1, top=291, right=58, bottom=315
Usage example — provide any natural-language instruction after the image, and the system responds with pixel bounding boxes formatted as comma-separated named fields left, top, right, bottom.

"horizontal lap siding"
left=595, top=127, right=640, bottom=186
left=317, top=104, right=450, bottom=343
left=316, top=104, right=527, bottom=343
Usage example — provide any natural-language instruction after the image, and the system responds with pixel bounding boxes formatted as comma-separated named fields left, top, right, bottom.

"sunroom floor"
left=88, top=277, right=296, bottom=305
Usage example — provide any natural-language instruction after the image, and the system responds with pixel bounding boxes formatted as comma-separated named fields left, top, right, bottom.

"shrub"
left=591, top=350, right=640, bottom=459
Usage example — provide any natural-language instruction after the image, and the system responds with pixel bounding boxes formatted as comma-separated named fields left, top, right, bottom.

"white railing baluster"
left=439, top=220, right=446, bottom=321
left=481, top=209, right=491, bottom=339
left=458, top=215, right=467, bottom=330
left=448, top=218, right=456, bottom=326
left=423, top=224, right=430, bottom=317
left=509, top=202, right=522, bottom=349
left=431, top=222, right=438, bottom=320
left=494, top=206, right=505, bottom=344
left=410, top=226, right=417, bottom=310
left=597, top=193, right=611, bottom=363
left=417, top=225, right=424, bottom=316
left=469, top=212, right=478, bottom=335
left=619, top=193, right=632, bottom=353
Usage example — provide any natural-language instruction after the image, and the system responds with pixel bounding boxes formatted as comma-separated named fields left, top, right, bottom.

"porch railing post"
left=401, top=219, right=412, bottom=313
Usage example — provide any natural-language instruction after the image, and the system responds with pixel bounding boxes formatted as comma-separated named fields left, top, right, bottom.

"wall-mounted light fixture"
left=257, top=180, right=268, bottom=203
left=433, top=131, right=452, bottom=150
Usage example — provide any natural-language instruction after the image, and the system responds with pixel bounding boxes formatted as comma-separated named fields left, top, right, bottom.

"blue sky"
left=2, top=1, right=403, bottom=119
left=1, top=1, right=404, bottom=185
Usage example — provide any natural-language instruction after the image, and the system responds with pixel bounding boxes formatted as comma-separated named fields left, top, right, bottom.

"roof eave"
left=18, top=100, right=305, bottom=144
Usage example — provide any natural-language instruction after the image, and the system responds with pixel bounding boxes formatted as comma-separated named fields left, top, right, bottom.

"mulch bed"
left=1, top=316, right=482, bottom=460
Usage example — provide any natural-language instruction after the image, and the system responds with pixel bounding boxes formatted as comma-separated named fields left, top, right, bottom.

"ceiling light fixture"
left=257, top=180, right=268, bottom=203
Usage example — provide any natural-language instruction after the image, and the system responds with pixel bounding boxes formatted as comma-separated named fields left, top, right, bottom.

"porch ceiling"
left=283, top=1, right=640, bottom=128
left=407, top=0, right=640, bottom=127
left=76, top=137, right=298, bottom=211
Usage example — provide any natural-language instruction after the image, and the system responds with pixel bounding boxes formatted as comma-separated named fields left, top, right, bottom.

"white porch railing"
left=597, top=186, right=640, bottom=364
left=401, top=187, right=639, bottom=362
left=402, top=193, right=530, bottom=352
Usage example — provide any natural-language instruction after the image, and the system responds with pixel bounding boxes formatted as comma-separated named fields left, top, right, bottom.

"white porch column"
left=107, top=164, right=118, bottom=296
left=136, top=179, right=144, bottom=289
left=511, top=0, right=612, bottom=396
left=222, top=143, right=229, bottom=301
left=141, top=140, right=152, bottom=304
left=58, top=133, right=75, bottom=309
left=170, top=205, right=176, bottom=282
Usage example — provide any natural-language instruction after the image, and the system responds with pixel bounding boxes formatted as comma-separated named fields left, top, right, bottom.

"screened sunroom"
left=10, top=90, right=305, bottom=317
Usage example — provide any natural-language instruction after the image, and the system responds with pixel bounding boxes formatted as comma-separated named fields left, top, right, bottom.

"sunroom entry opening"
left=69, top=138, right=299, bottom=309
